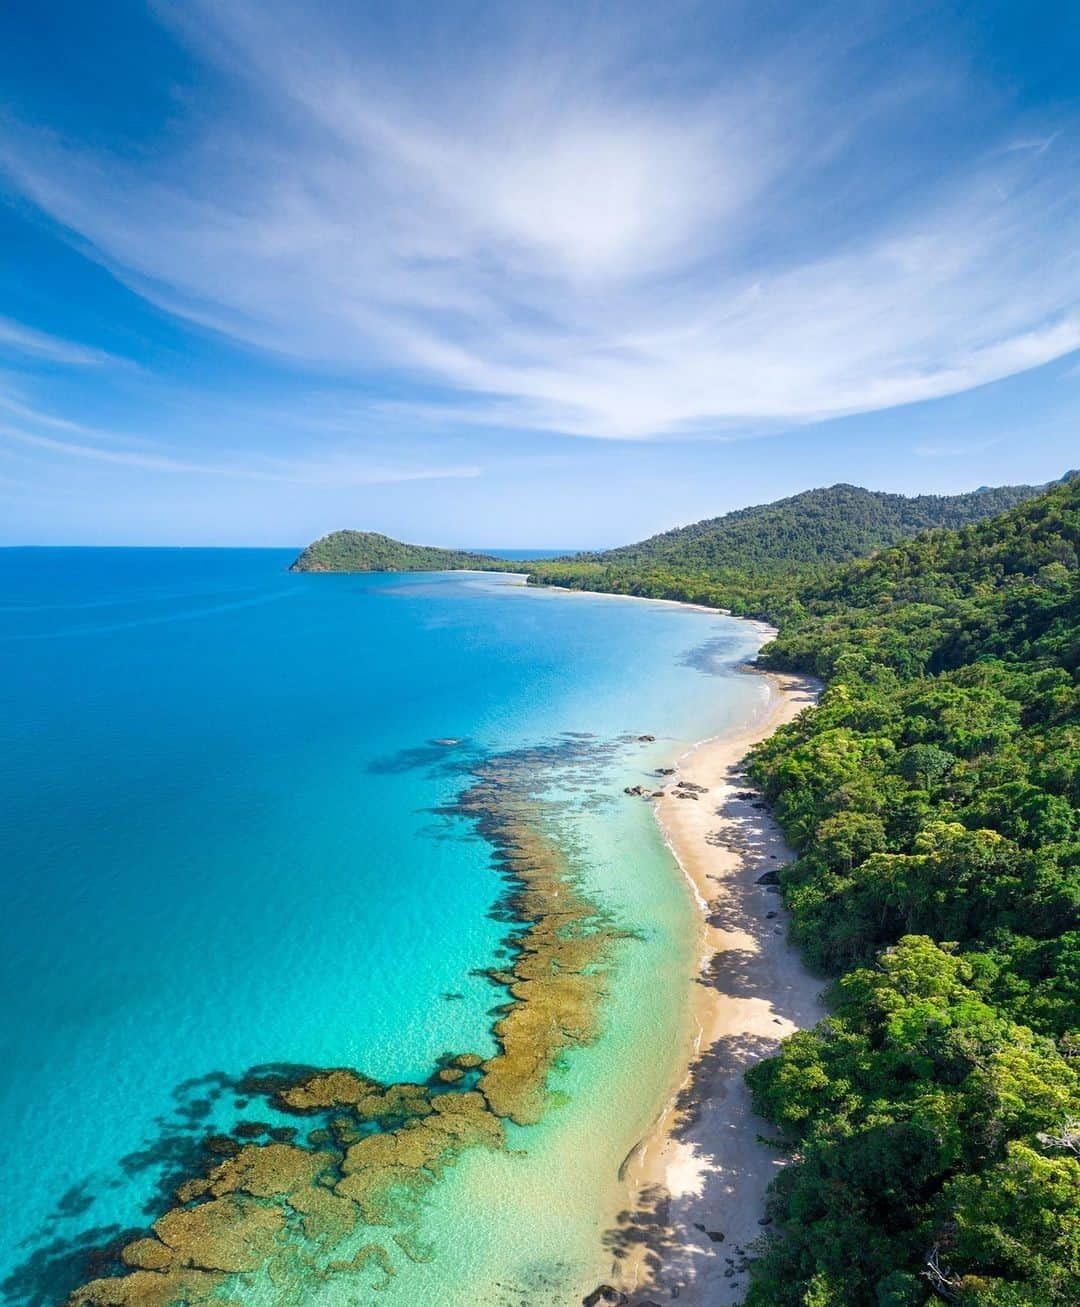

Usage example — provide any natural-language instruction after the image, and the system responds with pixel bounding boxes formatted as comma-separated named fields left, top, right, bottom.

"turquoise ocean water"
left=0, top=549, right=769, bottom=1305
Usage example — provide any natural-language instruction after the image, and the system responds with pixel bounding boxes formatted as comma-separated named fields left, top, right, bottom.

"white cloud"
left=0, top=316, right=122, bottom=367
left=1, top=0, right=1077, bottom=440
left=0, top=420, right=481, bottom=484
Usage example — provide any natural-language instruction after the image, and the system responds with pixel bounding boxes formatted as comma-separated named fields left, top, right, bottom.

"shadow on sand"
left=600, top=742, right=825, bottom=1305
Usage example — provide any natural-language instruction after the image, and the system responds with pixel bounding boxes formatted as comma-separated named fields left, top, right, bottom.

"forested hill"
left=739, top=474, right=1080, bottom=1304
left=575, top=475, right=1046, bottom=567
left=289, top=531, right=506, bottom=573
left=526, top=477, right=1067, bottom=615
left=760, top=471, right=1080, bottom=679
left=574, top=480, right=1051, bottom=573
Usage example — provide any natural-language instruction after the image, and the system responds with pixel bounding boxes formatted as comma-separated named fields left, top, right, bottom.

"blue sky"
left=0, top=0, right=1077, bottom=547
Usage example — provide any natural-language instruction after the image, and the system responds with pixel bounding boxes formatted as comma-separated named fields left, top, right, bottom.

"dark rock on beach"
left=582, top=1287, right=628, bottom=1307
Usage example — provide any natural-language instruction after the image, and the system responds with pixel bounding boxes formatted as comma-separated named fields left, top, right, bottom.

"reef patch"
left=55, top=734, right=638, bottom=1306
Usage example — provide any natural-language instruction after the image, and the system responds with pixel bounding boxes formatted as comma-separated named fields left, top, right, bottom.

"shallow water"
left=0, top=550, right=768, bottom=1304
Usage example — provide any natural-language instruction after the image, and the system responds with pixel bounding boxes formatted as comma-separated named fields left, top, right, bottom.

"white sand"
left=615, top=670, right=825, bottom=1305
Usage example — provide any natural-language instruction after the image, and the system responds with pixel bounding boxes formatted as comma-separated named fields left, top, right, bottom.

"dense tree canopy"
left=734, top=478, right=1078, bottom=1303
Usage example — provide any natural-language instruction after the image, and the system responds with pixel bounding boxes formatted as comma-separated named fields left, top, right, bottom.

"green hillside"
left=527, top=479, right=1056, bottom=613
left=289, top=531, right=506, bottom=573
left=580, top=481, right=1048, bottom=571
left=737, top=476, right=1080, bottom=1304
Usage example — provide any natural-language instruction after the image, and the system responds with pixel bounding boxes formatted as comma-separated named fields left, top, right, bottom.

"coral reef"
left=65, top=738, right=622, bottom=1306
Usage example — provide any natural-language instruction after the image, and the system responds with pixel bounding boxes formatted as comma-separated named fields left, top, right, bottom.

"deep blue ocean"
left=0, top=549, right=768, bottom=1304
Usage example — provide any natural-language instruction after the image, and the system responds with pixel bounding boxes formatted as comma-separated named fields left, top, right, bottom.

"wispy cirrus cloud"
left=0, top=316, right=123, bottom=368
left=0, top=420, right=481, bottom=484
left=1, top=1, right=1078, bottom=441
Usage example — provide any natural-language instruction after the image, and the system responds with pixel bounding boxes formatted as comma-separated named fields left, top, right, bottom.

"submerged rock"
left=203, top=1135, right=240, bottom=1156
left=447, top=1052, right=484, bottom=1070
left=276, top=1068, right=379, bottom=1112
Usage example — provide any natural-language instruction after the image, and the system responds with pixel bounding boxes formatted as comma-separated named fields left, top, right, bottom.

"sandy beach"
left=536, top=581, right=725, bottom=614
left=612, top=666, right=824, bottom=1305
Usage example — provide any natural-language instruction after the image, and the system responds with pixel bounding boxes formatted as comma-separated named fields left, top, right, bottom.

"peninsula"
left=289, top=531, right=507, bottom=573
left=290, top=472, right=1080, bottom=1306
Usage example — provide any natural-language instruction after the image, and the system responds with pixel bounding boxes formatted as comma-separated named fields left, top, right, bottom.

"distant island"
left=289, top=531, right=508, bottom=573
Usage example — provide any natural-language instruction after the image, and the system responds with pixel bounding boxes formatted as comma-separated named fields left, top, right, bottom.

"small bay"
left=0, top=548, right=769, bottom=1304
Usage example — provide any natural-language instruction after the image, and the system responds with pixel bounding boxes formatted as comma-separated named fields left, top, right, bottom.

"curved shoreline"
left=614, top=664, right=825, bottom=1304
left=526, top=579, right=725, bottom=614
